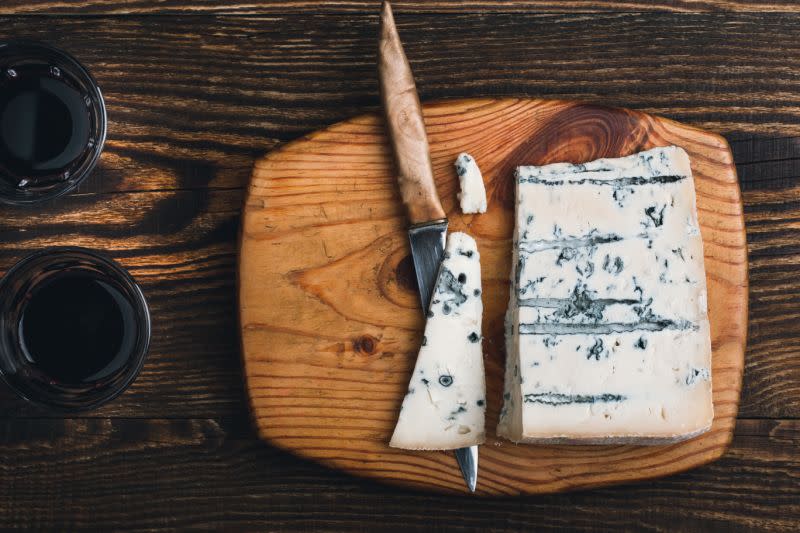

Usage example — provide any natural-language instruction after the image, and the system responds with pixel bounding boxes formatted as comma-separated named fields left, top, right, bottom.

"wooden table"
left=0, top=1, right=797, bottom=530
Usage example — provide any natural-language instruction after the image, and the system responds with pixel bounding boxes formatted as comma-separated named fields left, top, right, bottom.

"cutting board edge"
left=238, top=97, right=747, bottom=496
left=245, top=413, right=738, bottom=496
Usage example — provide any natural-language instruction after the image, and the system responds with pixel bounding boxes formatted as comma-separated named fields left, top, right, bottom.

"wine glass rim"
left=0, top=40, right=107, bottom=206
left=0, top=247, right=151, bottom=412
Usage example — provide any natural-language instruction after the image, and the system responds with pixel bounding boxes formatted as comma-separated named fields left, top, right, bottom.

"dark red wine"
left=0, top=249, right=150, bottom=411
left=19, top=274, right=136, bottom=384
left=0, top=65, right=91, bottom=184
left=0, top=41, right=106, bottom=205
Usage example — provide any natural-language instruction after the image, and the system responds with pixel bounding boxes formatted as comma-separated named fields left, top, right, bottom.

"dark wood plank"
left=3, top=0, right=798, bottom=15
left=0, top=417, right=796, bottom=531
left=0, top=13, right=799, bottom=197
left=732, top=136, right=800, bottom=418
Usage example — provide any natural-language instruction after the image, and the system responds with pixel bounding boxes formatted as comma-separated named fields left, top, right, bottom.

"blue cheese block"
left=498, top=146, right=713, bottom=444
left=390, top=232, right=486, bottom=450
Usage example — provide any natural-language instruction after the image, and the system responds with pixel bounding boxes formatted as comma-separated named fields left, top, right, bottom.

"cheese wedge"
left=390, top=232, right=486, bottom=450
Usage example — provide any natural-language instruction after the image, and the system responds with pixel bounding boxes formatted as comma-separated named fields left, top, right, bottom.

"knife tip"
left=455, top=446, right=479, bottom=494
left=466, top=478, right=477, bottom=493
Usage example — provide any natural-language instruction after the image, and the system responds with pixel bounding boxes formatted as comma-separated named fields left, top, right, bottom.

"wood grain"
left=239, top=99, right=747, bottom=495
left=5, top=11, right=800, bottom=168
left=0, top=8, right=796, bottom=529
left=0, top=417, right=795, bottom=531
left=4, top=1, right=800, bottom=14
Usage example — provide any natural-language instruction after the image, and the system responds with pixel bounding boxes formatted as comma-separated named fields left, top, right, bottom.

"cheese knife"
left=378, top=0, right=478, bottom=493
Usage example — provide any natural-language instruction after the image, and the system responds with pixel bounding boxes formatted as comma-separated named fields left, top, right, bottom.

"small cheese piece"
left=498, top=146, right=713, bottom=444
left=455, top=153, right=488, bottom=214
left=390, top=232, right=486, bottom=450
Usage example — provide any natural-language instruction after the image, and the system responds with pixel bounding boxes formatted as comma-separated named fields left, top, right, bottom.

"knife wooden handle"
left=379, top=0, right=446, bottom=224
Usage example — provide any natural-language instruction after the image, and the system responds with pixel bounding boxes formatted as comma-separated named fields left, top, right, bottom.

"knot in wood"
left=353, top=334, right=378, bottom=355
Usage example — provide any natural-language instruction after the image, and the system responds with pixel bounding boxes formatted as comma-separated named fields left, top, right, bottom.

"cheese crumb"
left=455, top=153, right=487, bottom=214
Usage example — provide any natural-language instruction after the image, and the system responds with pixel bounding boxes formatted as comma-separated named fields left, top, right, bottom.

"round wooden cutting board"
left=238, top=99, right=747, bottom=496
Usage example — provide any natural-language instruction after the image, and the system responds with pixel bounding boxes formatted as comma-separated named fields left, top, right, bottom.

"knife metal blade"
left=379, top=0, right=478, bottom=493
left=407, top=221, right=447, bottom=312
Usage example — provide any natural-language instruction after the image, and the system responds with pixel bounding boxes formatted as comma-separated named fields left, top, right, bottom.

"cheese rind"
left=390, top=232, right=486, bottom=450
left=498, top=146, right=713, bottom=444
left=455, top=153, right=488, bottom=214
